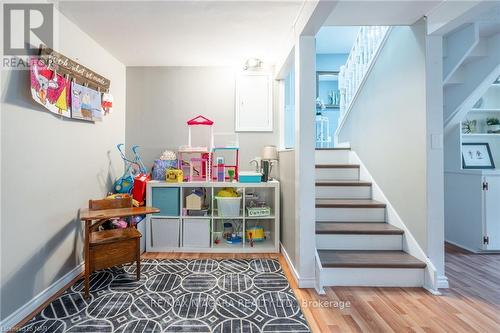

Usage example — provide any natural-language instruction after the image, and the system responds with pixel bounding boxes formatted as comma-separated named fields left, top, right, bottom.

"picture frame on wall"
left=462, top=143, right=495, bottom=169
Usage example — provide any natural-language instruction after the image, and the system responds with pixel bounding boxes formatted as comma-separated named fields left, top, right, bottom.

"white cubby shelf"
left=145, top=180, right=280, bottom=253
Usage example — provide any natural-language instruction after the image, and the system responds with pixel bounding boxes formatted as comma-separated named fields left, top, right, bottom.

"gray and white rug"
left=19, top=259, right=310, bottom=332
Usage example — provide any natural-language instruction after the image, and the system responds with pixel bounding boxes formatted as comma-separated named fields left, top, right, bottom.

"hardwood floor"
left=144, top=244, right=500, bottom=333
left=12, top=246, right=499, bottom=332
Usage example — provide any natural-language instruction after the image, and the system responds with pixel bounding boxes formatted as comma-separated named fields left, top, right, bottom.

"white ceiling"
left=56, top=1, right=304, bottom=67
left=316, top=26, right=359, bottom=54
left=323, top=1, right=443, bottom=26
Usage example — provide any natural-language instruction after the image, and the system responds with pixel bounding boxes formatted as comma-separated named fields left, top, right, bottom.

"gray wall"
left=125, top=67, right=279, bottom=172
left=0, top=11, right=126, bottom=320
left=338, top=24, right=428, bottom=250
left=278, top=150, right=296, bottom=266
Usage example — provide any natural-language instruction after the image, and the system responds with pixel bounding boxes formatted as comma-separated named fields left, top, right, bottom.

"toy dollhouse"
left=211, top=132, right=240, bottom=181
left=178, top=115, right=214, bottom=181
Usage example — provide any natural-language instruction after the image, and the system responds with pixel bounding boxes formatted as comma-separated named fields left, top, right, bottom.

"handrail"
left=336, top=26, right=392, bottom=138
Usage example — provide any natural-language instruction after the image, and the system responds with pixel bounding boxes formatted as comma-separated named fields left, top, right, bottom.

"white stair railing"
left=339, top=26, right=391, bottom=122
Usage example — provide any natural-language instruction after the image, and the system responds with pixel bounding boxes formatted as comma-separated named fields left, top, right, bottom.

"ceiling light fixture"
left=243, top=58, right=263, bottom=70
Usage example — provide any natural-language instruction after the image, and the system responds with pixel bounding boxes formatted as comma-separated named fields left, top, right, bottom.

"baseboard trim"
left=1, top=263, right=84, bottom=332
left=280, top=243, right=315, bottom=289
left=437, top=275, right=449, bottom=289
left=445, top=240, right=480, bottom=254
left=280, top=243, right=299, bottom=285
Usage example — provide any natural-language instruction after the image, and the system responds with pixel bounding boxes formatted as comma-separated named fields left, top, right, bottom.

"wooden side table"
left=80, top=204, right=159, bottom=298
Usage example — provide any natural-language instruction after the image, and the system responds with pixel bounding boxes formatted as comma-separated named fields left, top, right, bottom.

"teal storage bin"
left=152, top=187, right=180, bottom=216
left=239, top=172, right=262, bottom=183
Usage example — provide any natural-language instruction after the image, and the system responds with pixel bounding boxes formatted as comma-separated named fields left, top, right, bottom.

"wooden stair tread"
left=316, top=164, right=359, bottom=169
left=90, top=228, right=141, bottom=246
left=318, top=250, right=426, bottom=268
left=316, top=199, right=386, bottom=208
left=316, top=222, right=403, bottom=235
left=316, top=180, right=371, bottom=187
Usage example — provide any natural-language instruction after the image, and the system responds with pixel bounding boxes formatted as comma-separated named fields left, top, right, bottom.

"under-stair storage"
left=314, top=148, right=426, bottom=288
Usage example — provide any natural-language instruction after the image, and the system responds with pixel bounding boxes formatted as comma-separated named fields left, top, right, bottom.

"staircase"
left=315, top=148, right=426, bottom=288
left=443, top=23, right=500, bottom=130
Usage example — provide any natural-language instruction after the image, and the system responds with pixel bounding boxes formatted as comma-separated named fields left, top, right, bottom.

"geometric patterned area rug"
left=19, top=259, right=310, bottom=332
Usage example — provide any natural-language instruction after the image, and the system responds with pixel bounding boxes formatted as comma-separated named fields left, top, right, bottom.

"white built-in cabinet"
left=235, top=72, right=273, bottom=132
left=445, top=80, right=500, bottom=252
left=445, top=171, right=500, bottom=252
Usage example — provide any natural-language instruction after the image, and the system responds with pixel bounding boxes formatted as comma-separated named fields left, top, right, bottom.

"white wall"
left=338, top=24, right=428, bottom=251
left=125, top=67, right=280, bottom=172
left=0, top=9, right=126, bottom=322
left=294, top=36, right=316, bottom=287
left=279, top=150, right=296, bottom=266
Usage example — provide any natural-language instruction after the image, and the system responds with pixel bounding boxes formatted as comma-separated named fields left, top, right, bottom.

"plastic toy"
left=246, top=226, right=265, bottom=241
left=228, top=169, right=235, bottom=182
left=183, top=115, right=214, bottom=151
left=186, top=189, right=204, bottom=210
left=113, top=144, right=146, bottom=193
left=178, top=115, right=214, bottom=182
left=160, top=150, right=177, bottom=161
left=211, top=132, right=239, bottom=181
left=166, top=169, right=183, bottom=183
left=112, top=219, right=128, bottom=229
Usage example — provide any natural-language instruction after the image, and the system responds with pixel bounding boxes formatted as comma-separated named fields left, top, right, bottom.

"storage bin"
left=239, top=171, right=262, bottom=183
left=150, top=218, right=180, bottom=248
left=182, top=218, right=210, bottom=248
left=152, top=187, right=180, bottom=216
left=215, top=196, right=242, bottom=217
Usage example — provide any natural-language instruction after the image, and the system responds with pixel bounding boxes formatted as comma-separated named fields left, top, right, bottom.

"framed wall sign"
left=462, top=143, right=495, bottom=169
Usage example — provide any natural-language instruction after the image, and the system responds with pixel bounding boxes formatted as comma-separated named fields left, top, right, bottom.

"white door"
left=484, top=176, right=500, bottom=250
left=235, top=73, right=273, bottom=132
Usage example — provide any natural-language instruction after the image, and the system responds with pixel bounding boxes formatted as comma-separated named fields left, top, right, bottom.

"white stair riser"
left=316, top=186, right=371, bottom=199
left=316, top=168, right=359, bottom=180
left=316, top=207, right=385, bottom=222
left=321, top=268, right=424, bottom=287
left=316, top=234, right=402, bottom=250
left=315, top=150, right=350, bottom=164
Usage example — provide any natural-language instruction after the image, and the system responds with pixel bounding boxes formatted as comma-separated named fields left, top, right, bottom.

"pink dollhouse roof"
left=187, top=115, right=214, bottom=126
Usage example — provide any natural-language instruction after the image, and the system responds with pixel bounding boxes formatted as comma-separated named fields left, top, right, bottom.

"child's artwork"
left=71, top=82, right=103, bottom=122
left=30, top=58, right=71, bottom=118
left=101, top=92, right=113, bottom=115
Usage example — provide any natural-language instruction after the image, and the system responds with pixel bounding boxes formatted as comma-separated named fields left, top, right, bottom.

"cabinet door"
left=235, top=73, right=273, bottom=132
left=151, top=218, right=180, bottom=249
left=484, top=176, right=500, bottom=250
left=182, top=218, right=210, bottom=248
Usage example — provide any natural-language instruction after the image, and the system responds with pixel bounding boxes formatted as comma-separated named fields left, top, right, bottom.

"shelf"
left=181, top=215, right=211, bottom=219
left=245, top=215, right=275, bottom=220
left=462, top=133, right=500, bottom=137
left=212, top=240, right=243, bottom=249
left=147, top=180, right=279, bottom=253
left=213, top=216, right=244, bottom=219
left=245, top=237, right=275, bottom=251
left=470, top=108, right=500, bottom=112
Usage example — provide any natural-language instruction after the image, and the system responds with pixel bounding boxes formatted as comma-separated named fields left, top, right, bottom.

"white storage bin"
left=215, top=196, right=242, bottom=217
left=183, top=218, right=210, bottom=248
left=150, top=218, right=180, bottom=249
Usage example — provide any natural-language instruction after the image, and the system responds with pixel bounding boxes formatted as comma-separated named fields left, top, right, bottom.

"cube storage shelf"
left=145, top=180, right=280, bottom=253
